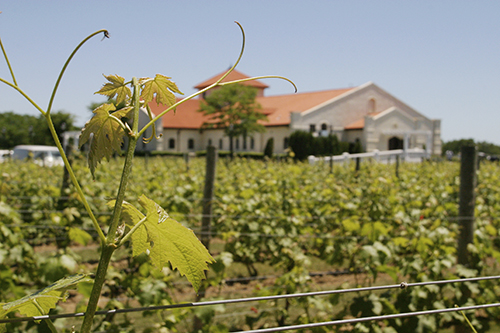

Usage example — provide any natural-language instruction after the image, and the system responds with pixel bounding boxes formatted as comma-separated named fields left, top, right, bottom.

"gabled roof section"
left=258, top=88, right=355, bottom=126
left=194, top=69, right=269, bottom=90
left=149, top=87, right=356, bottom=129
left=344, top=106, right=417, bottom=130
left=150, top=98, right=205, bottom=129
left=372, top=106, right=413, bottom=121
left=344, top=112, right=382, bottom=130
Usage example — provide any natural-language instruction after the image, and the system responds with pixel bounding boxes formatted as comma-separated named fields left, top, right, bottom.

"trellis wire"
left=233, top=302, right=500, bottom=333
left=1, top=275, right=499, bottom=325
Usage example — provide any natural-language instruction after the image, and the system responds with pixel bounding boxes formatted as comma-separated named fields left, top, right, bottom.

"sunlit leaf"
left=119, top=195, right=214, bottom=291
left=118, top=200, right=149, bottom=257
left=68, top=227, right=92, bottom=246
left=95, top=74, right=131, bottom=105
left=140, top=74, right=183, bottom=107
left=79, top=103, right=133, bottom=178
left=0, top=274, right=90, bottom=321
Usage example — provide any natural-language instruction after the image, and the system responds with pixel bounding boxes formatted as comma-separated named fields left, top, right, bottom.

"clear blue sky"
left=1, top=1, right=500, bottom=144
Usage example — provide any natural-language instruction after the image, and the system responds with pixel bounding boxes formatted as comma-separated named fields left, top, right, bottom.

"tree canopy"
left=198, top=84, right=266, bottom=157
left=442, top=139, right=500, bottom=156
left=0, top=111, right=77, bottom=149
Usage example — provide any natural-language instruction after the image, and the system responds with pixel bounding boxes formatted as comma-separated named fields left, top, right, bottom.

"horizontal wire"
left=234, top=302, right=500, bottom=333
left=10, top=206, right=488, bottom=224
left=1, top=275, right=498, bottom=325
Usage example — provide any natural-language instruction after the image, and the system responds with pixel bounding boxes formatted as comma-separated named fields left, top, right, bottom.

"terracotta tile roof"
left=194, top=69, right=269, bottom=90
left=257, top=88, right=354, bottom=126
left=344, top=112, right=382, bottom=130
left=344, top=118, right=365, bottom=130
left=151, top=98, right=205, bottom=129
left=147, top=73, right=355, bottom=129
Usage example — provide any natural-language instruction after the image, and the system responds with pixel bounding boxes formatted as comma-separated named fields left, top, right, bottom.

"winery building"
left=141, top=70, right=441, bottom=155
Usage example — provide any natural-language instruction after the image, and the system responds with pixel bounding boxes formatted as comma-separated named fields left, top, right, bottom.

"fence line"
left=1, top=275, right=498, bottom=325
left=7, top=208, right=487, bottom=223
left=235, top=302, right=500, bottom=333
left=307, top=148, right=429, bottom=165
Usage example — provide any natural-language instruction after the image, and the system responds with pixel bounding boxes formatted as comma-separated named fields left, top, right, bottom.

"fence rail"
left=308, top=148, right=428, bottom=165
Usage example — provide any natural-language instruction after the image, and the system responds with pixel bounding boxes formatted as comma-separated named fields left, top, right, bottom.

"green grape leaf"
left=0, top=274, right=90, bottom=321
left=118, top=200, right=149, bottom=257
left=120, top=195, right=214, bottom=292
left=79, top=103, right=133, bottom=178
left=68, top=227, right=92, bottom=246
left=95, top=74, right=132, bottom=105
left=140, top=74, right=183, bottom=107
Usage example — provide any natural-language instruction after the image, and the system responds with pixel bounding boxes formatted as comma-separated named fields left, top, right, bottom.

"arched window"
left=250, top=137, right=255, bottom=150
left=320, top=123, right=329, bottom=137
left=219, top=138, right=223, bottom=149
left=388, top=136, right=403, bottom=150
left=235, top=138, right=240, bottom=150
left=168, top=138, right=175, bottom=149
left=188, top=138, right=194, bottom=150
left=284, top=137, right=289, bottom=149
left=369, top=98, right=376, bottom=113
left=208, top=139, right=212, bottom=147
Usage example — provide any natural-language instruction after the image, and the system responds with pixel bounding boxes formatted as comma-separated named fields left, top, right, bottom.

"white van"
left=0, top=149, right=12, bottom=163
left=12, top=145, right=64, bottom=167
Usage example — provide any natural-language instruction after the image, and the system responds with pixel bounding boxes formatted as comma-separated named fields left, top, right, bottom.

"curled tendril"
left=143, top=105, right=163, bottom=143
left=101, top=30, right=110, bottom=41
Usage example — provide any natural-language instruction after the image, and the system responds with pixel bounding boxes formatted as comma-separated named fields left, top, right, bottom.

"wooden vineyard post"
left=455, top=145, right=477, bottom=333
left=200, top=145, right=217, bottom=249
left=395, top=154, right=400, bottom=179
left=194, top=145, right=217, bottom=331
left=457, top=145, right=477, bottom=266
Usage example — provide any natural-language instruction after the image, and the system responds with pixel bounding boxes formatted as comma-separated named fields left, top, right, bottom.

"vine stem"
left=46, top=29, right=109, bottom=116
left=0, top=36, right=18, bottom=85
left=44, top=114, right=106, bottom=243
left=137, top=21, right=297, bottom=138
left=0, top=29, right=110, bottom=243
left=80, top=77, right=141, bottom=333
left=32, top=300, right=58, bottom=333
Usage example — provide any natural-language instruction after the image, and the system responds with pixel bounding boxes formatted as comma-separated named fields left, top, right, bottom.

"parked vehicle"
left=0, top=149, right=13, bottom=163
left=12, top=145, right=64, bottom=167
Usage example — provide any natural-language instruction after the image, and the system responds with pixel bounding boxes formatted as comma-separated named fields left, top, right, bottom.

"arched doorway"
left=388, top=136, right=403, bottom=150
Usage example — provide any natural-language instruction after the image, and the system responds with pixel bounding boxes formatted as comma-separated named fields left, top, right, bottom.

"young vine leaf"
left=79, top=103, right=133, bottom=178
left=140, top=74, right=183, bottom=106
left=0, top=274, right=91, bottom=326
left=119, top=195, right=214, bottom=292
left=95, top=74, right=132, bottom=105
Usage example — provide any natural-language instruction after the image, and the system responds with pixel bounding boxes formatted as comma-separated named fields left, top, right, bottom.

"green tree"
left=0, top=111, right=75, bottom=148
left=441, top=138, right=500, bottom=156
left=0, top=112, right=38, bottom=148
left=441, top=139, right=475, bottom=155
left=264, top=137, right=274, bottom=158
left=198, top=84, right=266, bottom=158
left=37, top=111, right=77, bottom=146
left=289, top=130, right=315, bottom=161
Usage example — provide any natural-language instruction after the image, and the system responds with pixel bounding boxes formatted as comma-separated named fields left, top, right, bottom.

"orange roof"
left=147, top=71, right=356, bottom=129
left=344, top=118, right=365, bottom=130
left=149, top=87, right=355, bottom=129
left=194, top=69, right=269, bottom=90
left=257, top=88, right=354, bottom=126
left=344, top=112, right=382, bottom=130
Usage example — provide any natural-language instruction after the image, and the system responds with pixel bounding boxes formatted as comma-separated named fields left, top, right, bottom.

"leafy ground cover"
left=2, top=156, right=500, bottom=332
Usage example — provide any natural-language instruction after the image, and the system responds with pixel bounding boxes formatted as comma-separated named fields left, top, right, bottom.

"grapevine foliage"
left=140, top=74, right=183, bottom=106
left=79, top=103, right=133, bottom=178
left=118, top=195, right=214, bottom=292
left=0, top=274, right=90, bottom=331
